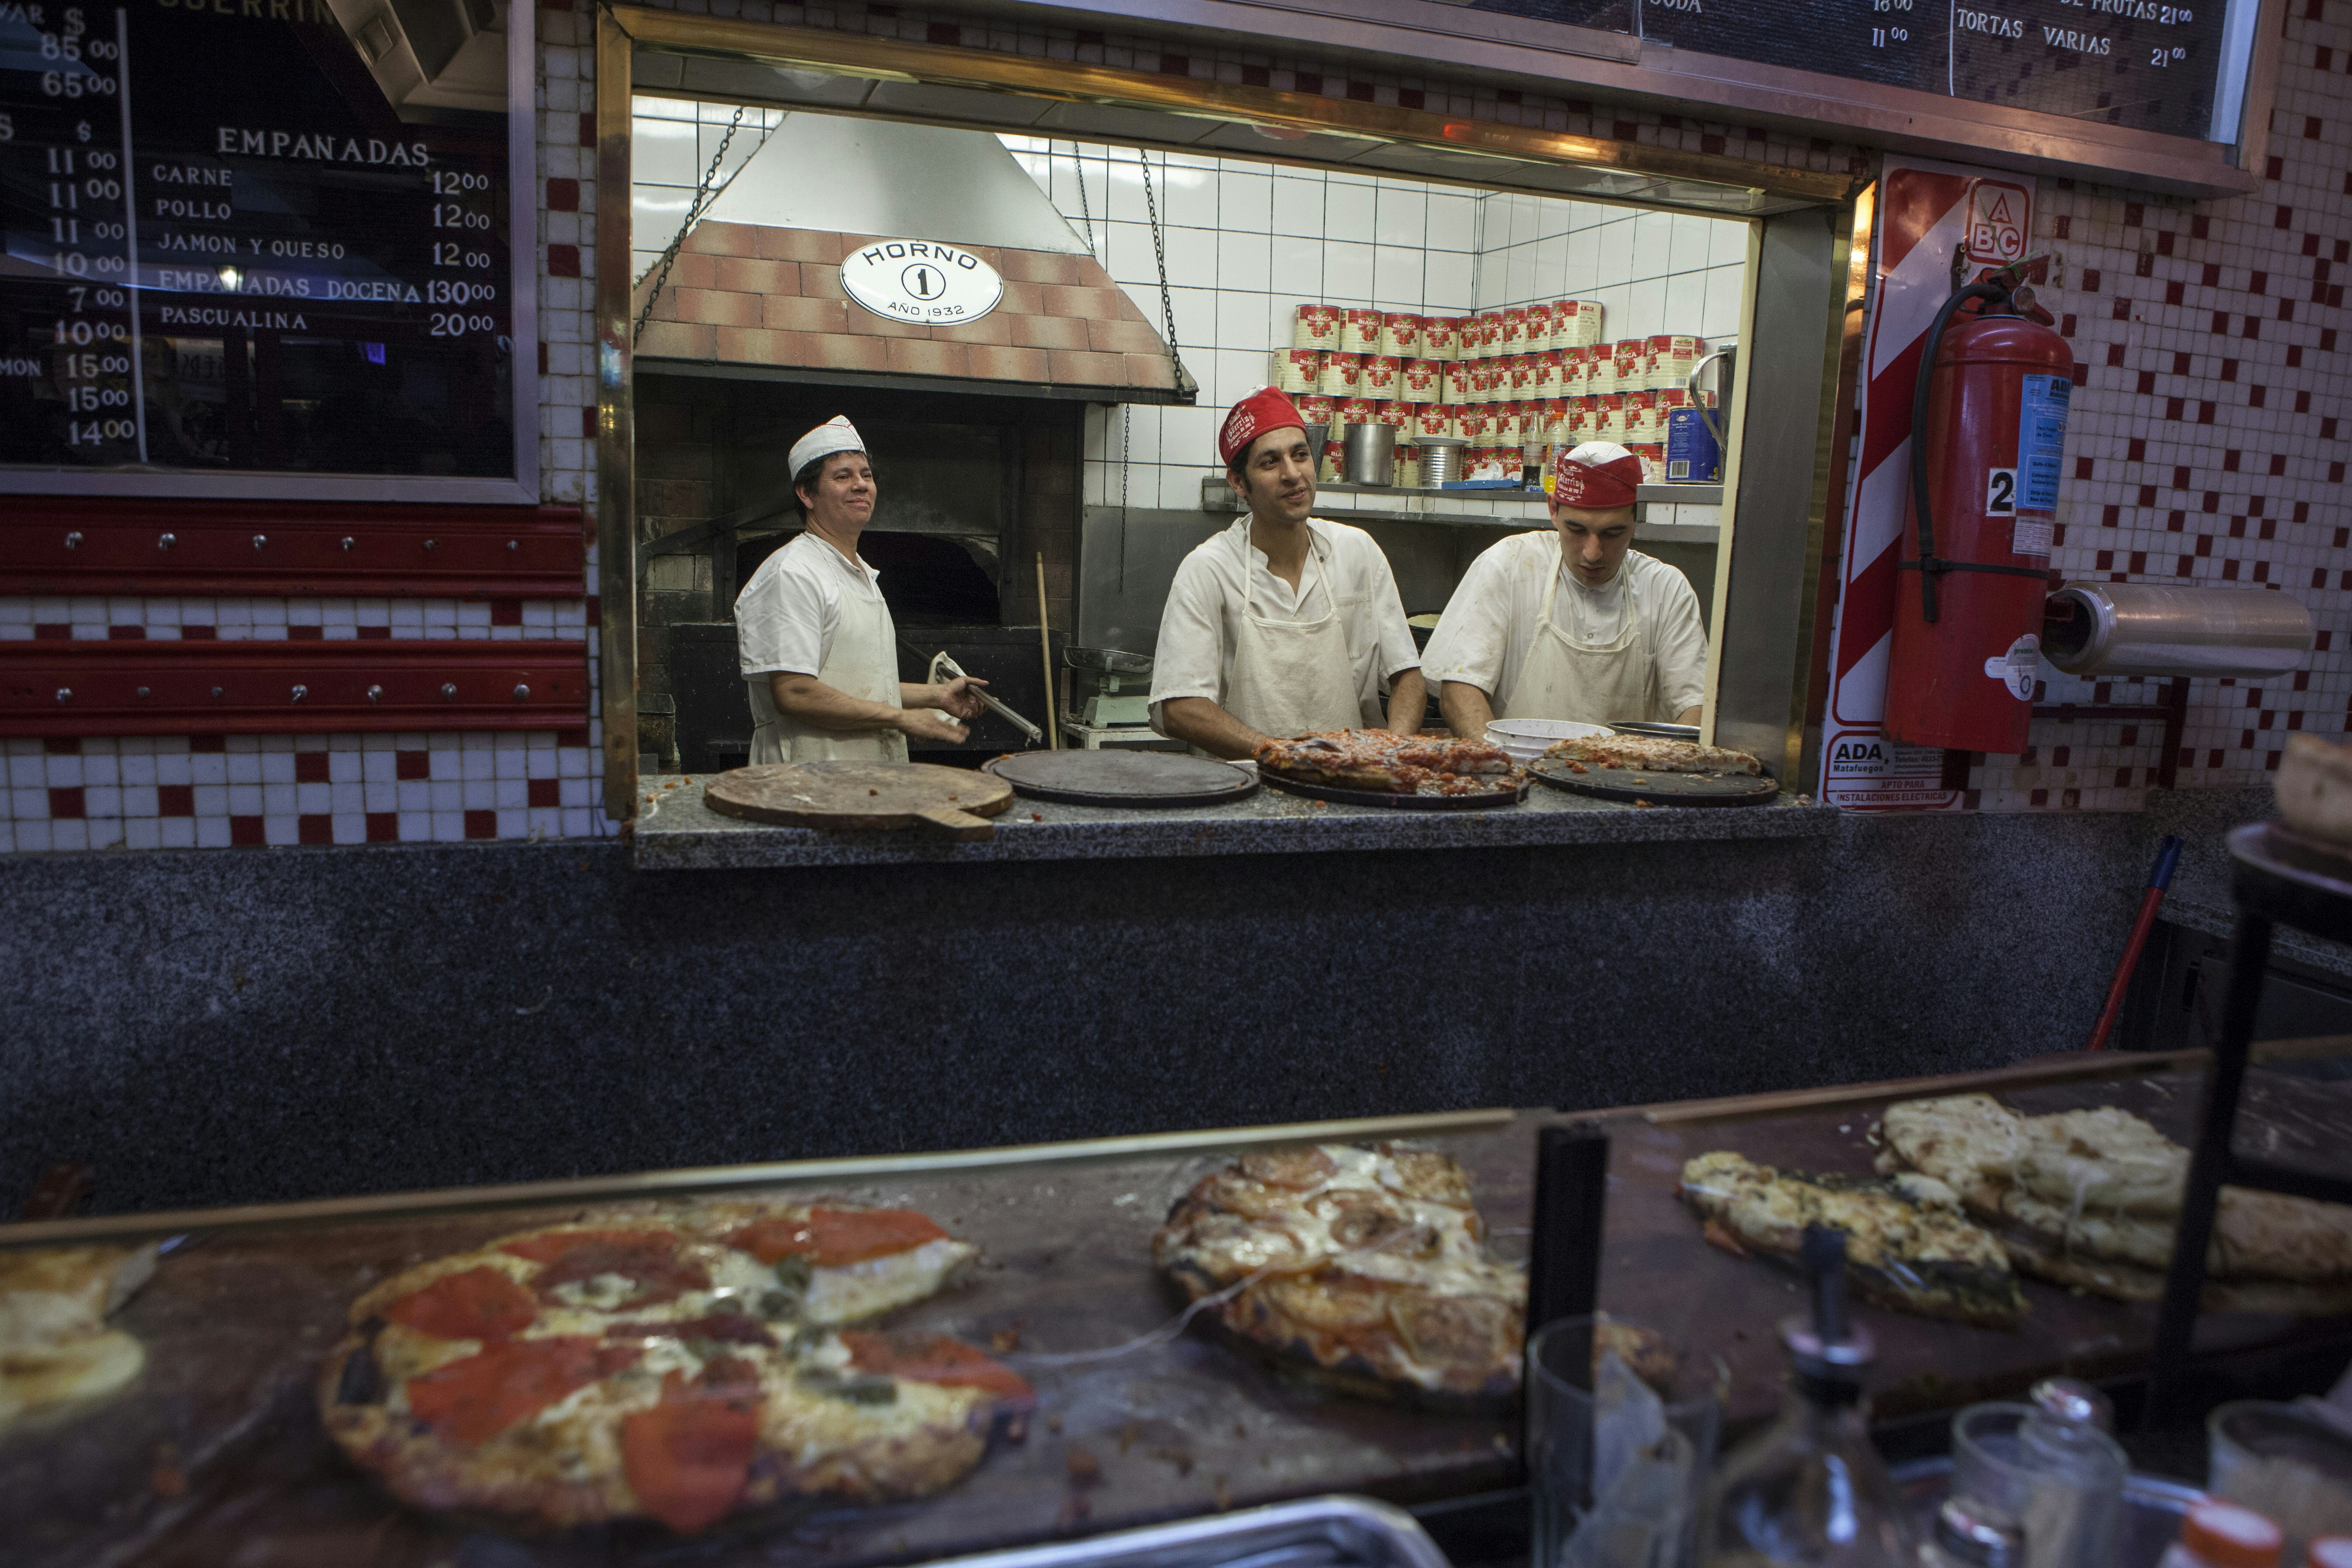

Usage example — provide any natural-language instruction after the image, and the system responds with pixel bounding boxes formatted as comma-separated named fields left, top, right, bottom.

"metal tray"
left=1527, top=757, right=1779, bottom=808
left=1261, top=771, right=1531, bottom=810
left=1893, top=1457, right=2200, bottom=1568
left=983, top=751, right=1257, bottom=808
left=925, top=1495, right=1451, bottom=1568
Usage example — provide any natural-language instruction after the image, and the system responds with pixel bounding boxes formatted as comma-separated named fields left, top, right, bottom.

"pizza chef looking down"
left=733, top=417, right=992, bottom=763
left=1150, top=390, right=1709, bottom=755
left=1418, top=439, right=1709, bottom=734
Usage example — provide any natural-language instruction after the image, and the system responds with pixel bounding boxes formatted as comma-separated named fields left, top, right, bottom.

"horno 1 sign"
left=839, top=240, right=1005, bottom=325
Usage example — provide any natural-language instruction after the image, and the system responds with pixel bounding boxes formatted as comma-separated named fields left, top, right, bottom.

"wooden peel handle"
left=911, top=806, right=996, bottom=841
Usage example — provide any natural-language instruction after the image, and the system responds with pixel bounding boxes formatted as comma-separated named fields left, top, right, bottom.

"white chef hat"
left=788, top=416, right=864, bottom=479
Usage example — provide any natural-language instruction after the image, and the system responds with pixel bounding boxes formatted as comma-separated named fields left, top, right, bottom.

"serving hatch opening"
left=626, top=89, right=1761, bottom=784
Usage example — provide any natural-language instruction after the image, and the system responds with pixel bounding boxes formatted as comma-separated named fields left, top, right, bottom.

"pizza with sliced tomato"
left=318, top=1201, right=1029, bottom=1535
left=1152, top=1143, right=1528, bottom=1404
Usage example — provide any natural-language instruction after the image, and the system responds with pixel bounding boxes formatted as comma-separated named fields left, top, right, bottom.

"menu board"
left=1471, top=0, right=2252, bottom=143
left=0, top=0, right=531, bottom=495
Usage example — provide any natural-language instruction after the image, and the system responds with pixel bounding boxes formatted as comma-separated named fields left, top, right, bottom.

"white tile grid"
left=1957, top=9, right=2352, bottom=811
left=0, top=732, right=603, bottom=854
left=540, top=5, right=596, bottom=516
left=1469, top=197, right=1749, bottom=343
left=630, top=97, right=792, bottom=284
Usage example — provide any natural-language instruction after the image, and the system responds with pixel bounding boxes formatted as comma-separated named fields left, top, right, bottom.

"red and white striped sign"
left=1819, top=157, right=2033, bottom=811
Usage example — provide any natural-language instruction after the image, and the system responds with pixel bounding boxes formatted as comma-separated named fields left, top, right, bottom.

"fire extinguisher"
left=1884, top=261, right=2073, bottom=754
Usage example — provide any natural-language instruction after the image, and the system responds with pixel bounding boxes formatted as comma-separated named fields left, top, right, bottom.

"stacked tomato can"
left=1276, top=302, right=1712, bottom=485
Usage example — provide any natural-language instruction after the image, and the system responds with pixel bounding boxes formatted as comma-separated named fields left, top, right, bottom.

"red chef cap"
left=1218, top=387, right=1310, bottom=468
left=1553, top=441, right=1644, bottom=509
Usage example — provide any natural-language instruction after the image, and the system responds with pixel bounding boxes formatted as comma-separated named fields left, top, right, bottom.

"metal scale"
left=1061, top=647, right=1181, bottom=750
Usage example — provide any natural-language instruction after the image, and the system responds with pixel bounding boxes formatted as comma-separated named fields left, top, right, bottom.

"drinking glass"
left=1950, top=1400, right=2125, bottom=1568
left=1529, top=1315, right=1723, bottom=1568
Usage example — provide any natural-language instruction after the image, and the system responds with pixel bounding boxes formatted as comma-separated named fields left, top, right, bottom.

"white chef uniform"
left=1149, top=516, right=1421, bottom=738
left=734, top=530, right=908, bottom=764
left=1420, top=532, right=1707, bottom=725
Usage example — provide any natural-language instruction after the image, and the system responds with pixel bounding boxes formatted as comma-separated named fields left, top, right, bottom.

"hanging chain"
left=1118, top=402, right=1131, bottom=591
left=1133, top=150, right=1198, bottom=399
left=633, top=104, right=749, bottom=346
left=1069, top=142, right=1097, bottom=259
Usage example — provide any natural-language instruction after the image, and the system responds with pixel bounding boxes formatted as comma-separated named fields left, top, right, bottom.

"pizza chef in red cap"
left=1419, top=440, right=1707, bottom=733
left=1147, top=388, right=1424, bottom=757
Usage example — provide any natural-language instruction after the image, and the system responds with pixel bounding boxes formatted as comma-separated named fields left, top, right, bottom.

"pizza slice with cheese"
left=1153, top=1142, right=1530, bottom=1402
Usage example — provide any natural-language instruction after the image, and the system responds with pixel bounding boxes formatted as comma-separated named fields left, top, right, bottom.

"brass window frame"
left=592, top=7, right=1864, bottom=820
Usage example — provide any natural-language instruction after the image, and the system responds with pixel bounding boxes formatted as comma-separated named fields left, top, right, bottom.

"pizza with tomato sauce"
left=1152, top=1143, right=1528, bottom=1404
left=1253, top=731, right=1520, bottom=796
left=318, top=1202, right=1029, bottom=1535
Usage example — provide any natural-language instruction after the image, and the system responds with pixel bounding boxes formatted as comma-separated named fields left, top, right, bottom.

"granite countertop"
left=2161, top=890, right=2352, bottom=980
left=630, top=768, right=1837, bottom=869
left=2141, top=788, right=2352, bottom=980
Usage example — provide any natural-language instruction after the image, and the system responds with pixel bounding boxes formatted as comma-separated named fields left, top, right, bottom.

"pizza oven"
left=643, top=375, right=1085, bottom=773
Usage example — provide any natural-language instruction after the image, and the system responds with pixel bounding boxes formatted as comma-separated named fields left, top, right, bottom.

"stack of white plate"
left=1483, top=718, right=1611, bottom=762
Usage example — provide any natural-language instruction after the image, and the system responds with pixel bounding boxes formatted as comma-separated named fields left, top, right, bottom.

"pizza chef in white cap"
left=1420, top=441, right=1708, bottom=733
left=1149, top=388, right=1424, bottom=758
left=732, top=416, right=989, bottom=764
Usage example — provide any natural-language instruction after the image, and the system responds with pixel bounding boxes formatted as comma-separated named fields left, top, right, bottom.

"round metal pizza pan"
left=1260, top=771, right=1531, bottom=810
left=981, top=750, right=1257, bottom=808
left=1528, top=757, right=1781, bottom=808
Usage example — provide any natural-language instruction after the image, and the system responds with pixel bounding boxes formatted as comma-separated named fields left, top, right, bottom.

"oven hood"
left=634, top=117, right=1190, bottom=403
left=701, top=117, right=1092, bottom=258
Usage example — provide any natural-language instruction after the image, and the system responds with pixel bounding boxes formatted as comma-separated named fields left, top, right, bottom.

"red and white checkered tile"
left=2, top=731, right=607, bottom=853
left=0, top=598, right=589, bottom=641
left=1959, top=4, right=2352, bottom=811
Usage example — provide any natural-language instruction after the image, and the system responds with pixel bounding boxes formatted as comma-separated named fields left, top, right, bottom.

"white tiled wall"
left=631, top=97, right=789, bottom=286
left=997, top=138, right=1750, bottom=514
left=1471, top=195, right=1747, bottom=343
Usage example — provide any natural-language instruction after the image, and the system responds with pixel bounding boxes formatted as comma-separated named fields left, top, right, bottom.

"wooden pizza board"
left=703, top=762, right=1014, bottom=841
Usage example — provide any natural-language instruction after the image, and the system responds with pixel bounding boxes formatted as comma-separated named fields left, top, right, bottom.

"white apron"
left=1224, top=583, right=1364, bottom=739
left=749, top=560, right=908, bottom=764
left=1498, top=538, right=1659, bottom=726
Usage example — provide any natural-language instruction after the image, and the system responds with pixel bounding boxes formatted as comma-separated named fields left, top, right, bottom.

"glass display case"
left=5, top=1047, right=2349, bottom=1567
